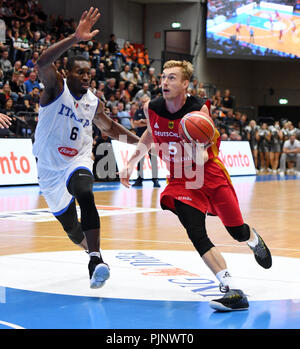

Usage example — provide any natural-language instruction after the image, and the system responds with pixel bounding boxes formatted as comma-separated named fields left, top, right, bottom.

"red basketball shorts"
left=160, top=161, right=244, bottom=227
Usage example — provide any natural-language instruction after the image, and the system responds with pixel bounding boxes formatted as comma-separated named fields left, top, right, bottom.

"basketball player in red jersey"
left=119, top=60, right=272, bottom=312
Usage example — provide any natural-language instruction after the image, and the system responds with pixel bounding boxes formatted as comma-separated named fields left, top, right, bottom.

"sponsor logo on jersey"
left=154, top=130, right=180, bottom=138
left=154, top=122, right=159, bottom=129
left=58, top=103, right=90, bottom=128
left=168, top=121, right=174, bottom=129
left=58, top=147, right=78, bottom=157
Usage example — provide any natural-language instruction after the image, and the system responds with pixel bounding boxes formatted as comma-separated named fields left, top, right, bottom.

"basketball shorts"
left=161, top=174, right=244, bottom=227
left=37, top=159, right=93, bottom=216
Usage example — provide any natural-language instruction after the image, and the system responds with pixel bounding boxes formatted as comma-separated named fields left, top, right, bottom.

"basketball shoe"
left=88, top=256, right=110, bottom=289
left=248, top=228, right=272, bottom=269
left=209, top=286, right=249, bottom=312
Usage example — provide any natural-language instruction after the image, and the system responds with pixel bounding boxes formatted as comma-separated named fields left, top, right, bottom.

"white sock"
left=247, top=229, right=259, bottom=247
left=216, top=269, right=238, bottom=290
left=89, top=251, right=101, bottom=259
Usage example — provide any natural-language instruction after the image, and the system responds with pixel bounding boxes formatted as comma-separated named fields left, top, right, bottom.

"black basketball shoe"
left=209, top=288, right=249, bottom=312
left=248, top=228, right=272, bottom=269
left=88, top=256, right=110, bottom=289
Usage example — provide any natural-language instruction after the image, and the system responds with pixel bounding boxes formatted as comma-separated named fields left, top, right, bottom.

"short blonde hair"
left=163, top=60, right=194, bottom=82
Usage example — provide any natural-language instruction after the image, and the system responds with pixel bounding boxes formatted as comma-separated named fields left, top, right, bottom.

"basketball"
left=178, top=111, right=215, bottom=144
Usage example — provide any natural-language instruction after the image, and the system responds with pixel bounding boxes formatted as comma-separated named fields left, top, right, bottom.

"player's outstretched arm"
left=36, top=8, right=100, bottom=98
left=93, top=100, right=140, bottom=145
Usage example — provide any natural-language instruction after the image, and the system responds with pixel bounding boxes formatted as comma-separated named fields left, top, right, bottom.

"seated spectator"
left=229, top=121, right=242, bottom=141
left=29, top=31, right=43, bottom=53
left=89, top=80, right=97, bottom=95
left=14, top=32, right=31, bottom=63
left=129, top=102, right=139, bottom=119
left=116, top=101, right=132, bottom=130
left=0, top=97, right=15, bottom=117
left=108, top=34, right=119, bottom=54
left=11, top=60, right=22, bottom=75
left=131, top=66, right=142, bottom=87
left=100, top=43, right=113, bottom=69
left=110, top=105, right=120, bottom=123
left=136, top=47, right=145, bottom=68
left=197, top=88, right=207, bottom=100
left=24, top=86, right=40, bottom=112
left=21, top=65, right=30, bottom=79
left=8, top=71, right=20, bottom=94
left=104, top=78, right=116, bottom=99
left=95, top=88, right=107, bottom=104
left=279, top=134, right=300, bottom=175
left=211, top=89, right=222, bottom=110
left=26, top=51, right=39, bottom=70
left=121, top=41, right=136, bottom=67
left=24, top=71, right=40, bottom=93
left=149, top=75, right=161, bottom=98
left=221, top=89, right=234, bottom=112
left=123, top=82, right=135, bottom=102
left=120, top=94, right=132, bottom=112
left=139, top=65, right=149, bottom=84
left=120, top=64, right=133, bottom=83
left=0, top=83, right=18, bottom=106
left=219, top=124, right=229, bottom=141
left=148, top=66, right=156, bottom=81
left=118, top=80, right=126, bottom=99
left=223, top=109, right=235, bottom=128
left=106, top=94, right=118, bottom=110
left=40, top=33, right=52, bottom=50
left=95, top=62, right=107, bottom=82
left=189, top=77, right=199, bottom=91
left=0, top=50, right=13, bottom=75
left=133, top=82, right=151, bottom=102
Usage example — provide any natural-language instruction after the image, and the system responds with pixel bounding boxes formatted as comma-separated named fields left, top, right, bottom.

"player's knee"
left=185, top=224, right=215, bottom=257
left=226, top=223, right=250, bottom=242
left=73, top=185, right=94, bottom=205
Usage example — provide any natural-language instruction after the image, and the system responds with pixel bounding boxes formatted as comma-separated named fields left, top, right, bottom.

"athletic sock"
left=89, top=251, right=103, bottom=263
left=216, top=269, right=239, bottom=290
left=247, top=229, right=259, bottom=247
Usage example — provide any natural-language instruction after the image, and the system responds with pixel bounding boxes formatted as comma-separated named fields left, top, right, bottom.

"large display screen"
left=206, top=1, right=300, bottom=59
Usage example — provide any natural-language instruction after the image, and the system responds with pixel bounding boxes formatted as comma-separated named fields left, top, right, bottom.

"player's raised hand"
left=0, top=113, right=12, bottom=129
left=75, top=7, right=100, bottom=41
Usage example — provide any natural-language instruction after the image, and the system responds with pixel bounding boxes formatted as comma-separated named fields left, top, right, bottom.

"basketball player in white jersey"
left=33, top=8, right=139, bottom=289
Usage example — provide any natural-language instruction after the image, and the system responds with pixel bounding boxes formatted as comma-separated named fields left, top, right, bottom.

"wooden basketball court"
left=1, top=175, right=300, bottom=330
left=1, top=176, right=299, bottom=258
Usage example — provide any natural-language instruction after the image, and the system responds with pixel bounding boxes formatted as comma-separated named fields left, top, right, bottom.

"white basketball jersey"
left=33, top=79, right=99, bottom=170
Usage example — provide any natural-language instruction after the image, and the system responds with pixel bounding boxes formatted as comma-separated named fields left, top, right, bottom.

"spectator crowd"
left=1, top=0, right=299, bottom=178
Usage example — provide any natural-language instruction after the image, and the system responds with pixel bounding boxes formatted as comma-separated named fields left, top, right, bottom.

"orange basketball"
left=178, top=111, right=215, bottom=144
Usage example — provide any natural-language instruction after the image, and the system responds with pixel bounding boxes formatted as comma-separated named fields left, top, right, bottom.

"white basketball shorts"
left=37, top=159, right=93, bottom=216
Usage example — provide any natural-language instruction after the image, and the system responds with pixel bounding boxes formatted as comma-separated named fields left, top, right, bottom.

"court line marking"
left=1, top=234, right=300, bottom=254
left=0, top=320, right=25, bottom=329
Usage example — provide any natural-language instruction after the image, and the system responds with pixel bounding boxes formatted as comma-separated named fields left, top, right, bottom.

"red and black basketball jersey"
left=148, top=95, right=228, bottom=182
